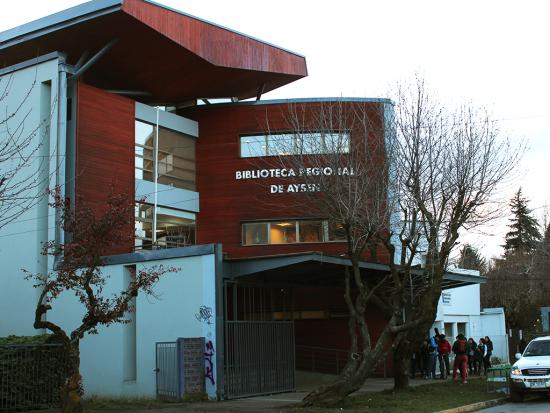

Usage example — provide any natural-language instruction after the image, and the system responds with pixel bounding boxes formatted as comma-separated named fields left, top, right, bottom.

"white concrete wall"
left=0, top=58, right=59, bottom=336
left=48, top=253, right=218, bottom=399
left=431, top=283, right=508, bottom=363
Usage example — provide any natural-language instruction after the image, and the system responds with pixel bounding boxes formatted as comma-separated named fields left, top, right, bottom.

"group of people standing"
left=411, top=329, right=494, bottom=384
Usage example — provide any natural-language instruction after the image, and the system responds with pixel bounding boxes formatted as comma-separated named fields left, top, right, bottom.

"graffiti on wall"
left=204, top=340, right=215, bottom=385
left=195, top=305, right=213, bottom=325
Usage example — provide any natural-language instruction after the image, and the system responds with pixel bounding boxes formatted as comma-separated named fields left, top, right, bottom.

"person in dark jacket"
left=467, top=338, right=476, bottom=374
left=476, top=338, right=486, bottom=375
left=437, top=334, right=451, bottom=379
left=410, top=341, right=425, bottom=379
left=452, top=334, right=469, bottom=383
left=483, top=336, right=493, bottom=372
left=423, top=336, right=438, bottom=379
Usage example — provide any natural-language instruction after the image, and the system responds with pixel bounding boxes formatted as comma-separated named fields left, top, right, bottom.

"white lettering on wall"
left=236, top=167, right=353, bottom=180
left=237, top=167, right=353, bottom=193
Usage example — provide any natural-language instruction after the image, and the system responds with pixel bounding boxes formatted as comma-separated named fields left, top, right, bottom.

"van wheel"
left=510, top=390, right=524, bottom=403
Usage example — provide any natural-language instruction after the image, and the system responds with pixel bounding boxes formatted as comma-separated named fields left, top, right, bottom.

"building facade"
left=0, top=0, right=498, bottom=400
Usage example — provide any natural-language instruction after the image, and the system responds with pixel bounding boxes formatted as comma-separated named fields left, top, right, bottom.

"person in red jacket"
left=452, top=334, right=469, bottom=384
left=437, top=334, right=451, bottom=379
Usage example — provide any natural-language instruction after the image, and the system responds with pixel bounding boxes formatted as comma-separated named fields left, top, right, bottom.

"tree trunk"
left=393, top=338, right=411, bottom=391
left=301, top=356, right=376, bottom=407
left=60, top=342, right=83, bottom=413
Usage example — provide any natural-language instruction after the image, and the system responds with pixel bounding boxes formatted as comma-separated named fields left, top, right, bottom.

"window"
left=328, top=222, right=346, bottom=241
left=135, top=203, right=195, bottom=250
left=299, top=220, right=324, bottom=242
left=270, top=221, right=297, bottom=244
left=123, top=265, right=137, bottom=382
left=457, top=322, right=466, bottom=337
left=240, top=132, right=350, bottom=158
left=156, top=207, right=196, bottom=248
left=242, top=222, right=269, bottom=245
left=241, top=219, right=347, bottom=245
left=135, top=120, right=196, bottom=191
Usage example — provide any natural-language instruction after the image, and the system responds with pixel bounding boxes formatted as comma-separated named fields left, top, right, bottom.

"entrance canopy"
left=0, top=0, right=307, bottom=104
left=224, top=252, right=486, bottom=290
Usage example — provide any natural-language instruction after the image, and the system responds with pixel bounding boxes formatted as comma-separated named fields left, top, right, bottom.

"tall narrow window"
left=123, top=265, right=137, bottom=382
left=135, top=121, right=155, bottom=182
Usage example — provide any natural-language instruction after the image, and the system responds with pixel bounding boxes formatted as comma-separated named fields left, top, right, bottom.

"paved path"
left=95, top=377, right=424, bottom=413
left=478, top=395, right=550, bottom=412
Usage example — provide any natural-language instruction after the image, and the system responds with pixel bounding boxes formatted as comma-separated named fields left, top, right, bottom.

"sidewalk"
left=101, top=374, right=428, bottom=413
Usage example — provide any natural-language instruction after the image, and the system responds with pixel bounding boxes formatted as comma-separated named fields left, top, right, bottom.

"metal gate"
left=155, top=342, right=178, bottom=400
left=225, top=321, right=295, bottom=399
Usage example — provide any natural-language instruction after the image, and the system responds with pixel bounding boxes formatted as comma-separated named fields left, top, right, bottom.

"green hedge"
left=0, top=340, right=68, bottom=412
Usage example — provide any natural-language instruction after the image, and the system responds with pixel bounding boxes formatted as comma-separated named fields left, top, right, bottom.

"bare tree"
left=25, top=191, right=176, bottom=413
left=253, top=100, right=419, bottom=406
left=0, top=73, right=55, bottom=229
left=255, top=77, right=521, bottom=403
left=384, top=77, right=522, bottom=389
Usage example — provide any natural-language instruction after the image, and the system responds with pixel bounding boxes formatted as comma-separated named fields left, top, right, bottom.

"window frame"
left=241, top=219, right=347, bottom=246
left=239, top=131, right=351, bottom=158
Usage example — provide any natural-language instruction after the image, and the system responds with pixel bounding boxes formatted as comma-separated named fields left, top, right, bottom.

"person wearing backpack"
left=452, top=334, right=469, bottom=383
left=437, top=334, right=451, bottom=379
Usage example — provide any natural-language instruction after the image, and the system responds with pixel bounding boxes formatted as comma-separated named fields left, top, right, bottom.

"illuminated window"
left=241, top=219, right=346, bottom=245
left=270, top=221, right=297, bottom=244
left=239, top=132, right=350, bottom=158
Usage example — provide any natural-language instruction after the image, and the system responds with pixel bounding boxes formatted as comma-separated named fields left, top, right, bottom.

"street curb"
left=435, top=397, right=508, bottom=413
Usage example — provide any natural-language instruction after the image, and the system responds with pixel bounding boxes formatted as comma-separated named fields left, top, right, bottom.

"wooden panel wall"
left=76, top=82, right=135, bottom=254
left=183, top=101, right=390, bottom=262
left=121, top=0, right=307, bottom=76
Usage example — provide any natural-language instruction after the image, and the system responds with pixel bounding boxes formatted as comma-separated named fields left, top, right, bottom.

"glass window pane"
left=329, top=222, right=347, bottom=241
left=243, top=223, right=268, bottom=245
left=298, top=220, right=324, bottom=242
left=135, top=203, right=154, bottom=250
left=295, top=133, right=321, bottom=154
left=135, top=121, right=154, bottom=181
left=156, top=208, right=196, bottom=248
left=240, top=135, right=267, bottom=157
left=324, top=133, right=350, bottom=154
left=267, top=133, right=294, bottom=156
left=270, top=221, right=297, bottom=244
left=157, top=127, right=196, bottom=191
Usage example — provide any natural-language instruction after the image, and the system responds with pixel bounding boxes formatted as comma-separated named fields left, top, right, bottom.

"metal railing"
left=296, top=345, right=349, bottom=375
left=296, top=345, right=388, bottom=378
left=0, top=344, right=67, bottom=412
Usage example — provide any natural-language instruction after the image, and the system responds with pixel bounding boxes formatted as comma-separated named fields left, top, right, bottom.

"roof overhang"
left=0, top=0, right=307, bottom=104
left=224, top=252, right=486, bottom=290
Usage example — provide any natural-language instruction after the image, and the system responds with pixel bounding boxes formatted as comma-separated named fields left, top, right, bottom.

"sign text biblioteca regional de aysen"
left=235, top=167, right=355, bottom=193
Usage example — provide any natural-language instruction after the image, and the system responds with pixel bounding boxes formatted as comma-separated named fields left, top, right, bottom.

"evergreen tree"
left=458, top=244, right=487, bottom=274
left=503, top=188, right=542, bottom=254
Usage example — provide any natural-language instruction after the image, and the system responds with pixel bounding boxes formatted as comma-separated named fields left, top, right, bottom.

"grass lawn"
left=298, top=378, right=506, bottom=413
left=28, top=378, right=506, bottom=413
